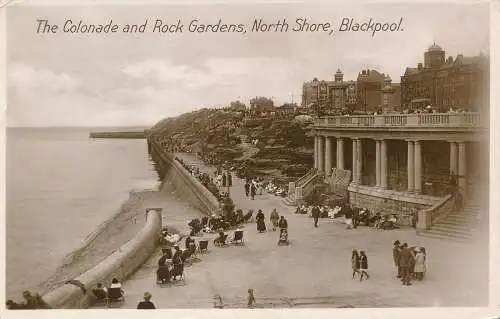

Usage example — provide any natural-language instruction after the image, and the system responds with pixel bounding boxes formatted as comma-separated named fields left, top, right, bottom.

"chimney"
left=418, top=63, right=423, bottom=69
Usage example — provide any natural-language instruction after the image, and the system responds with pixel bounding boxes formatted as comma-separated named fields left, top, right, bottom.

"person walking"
left=250, top=183, right=256, bottom=200
left=137, top=292, right=156, bottom=309
left=398, top=243, right=413, bottom=286
left=256, top=209, right=266, bottom=233
left=312, top=205, right=320, bottom=228
left=270, top=208, right=279, bottom=231
left=352, top=206, right=359, bottom=229
left=244, top=182, right=250, bottom=197
left=351, top=250, right=361, bottom=280
left=393, top=240, right=402, bottom=278
left=359, top=251, right=370, bottom=281
left=278, top=215, right=288, bottom=231
left=247, top=288, right=256, bottom=308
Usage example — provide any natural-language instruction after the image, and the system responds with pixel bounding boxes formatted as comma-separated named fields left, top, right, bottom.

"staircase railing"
left=416, top=193, right=456, bottom=233
left=287, top=168, right=317, bottom=203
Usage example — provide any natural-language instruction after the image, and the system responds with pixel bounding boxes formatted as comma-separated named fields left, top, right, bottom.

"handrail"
left=416, top=193, right=456, bottom=232
left=314, top=112, right=482, bottom=128
left=296, top=168, right=317, bottom=186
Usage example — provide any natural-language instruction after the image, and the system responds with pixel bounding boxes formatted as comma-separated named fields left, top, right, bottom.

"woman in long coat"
left=351, top=250, right=361, bottom=279
left=413, top=248, right=426, bottom=281
left=256, top=209, right=266, bottom=233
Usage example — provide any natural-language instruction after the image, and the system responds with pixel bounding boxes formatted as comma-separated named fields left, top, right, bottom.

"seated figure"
left=92, top=283, right=107, bottom=301
left=156, top=263, right=172, bottom=284
left=107, top=278, right=124, bottom=300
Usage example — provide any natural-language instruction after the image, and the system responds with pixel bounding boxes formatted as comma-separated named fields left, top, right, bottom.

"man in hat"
left=137, top=292, right=156, bottom=309
left=393, top=240, right=402, bottom=278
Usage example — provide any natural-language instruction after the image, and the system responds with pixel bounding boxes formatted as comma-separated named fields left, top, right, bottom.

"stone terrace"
left=117, top=153, right=488, bottom=308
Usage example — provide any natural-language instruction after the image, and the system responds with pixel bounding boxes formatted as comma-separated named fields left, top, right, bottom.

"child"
left=359, top=251, right=370, bottom=281
left=247, top=288, right=255, bottom=308
left=351, top=250, right=361, bottom=279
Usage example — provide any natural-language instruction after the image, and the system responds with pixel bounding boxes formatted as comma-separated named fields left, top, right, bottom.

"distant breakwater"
left=89, top=131, right=146, bottom=139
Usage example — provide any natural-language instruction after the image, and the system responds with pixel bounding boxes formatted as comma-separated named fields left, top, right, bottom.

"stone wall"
left=348, top=185, right=443, bottom=226
left=42, top=209, right=162, bottom=309
left=149, top=140, right=220, bottom=215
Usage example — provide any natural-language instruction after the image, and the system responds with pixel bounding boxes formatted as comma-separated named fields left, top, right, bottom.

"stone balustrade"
left=315, top=112, right=482, bottom=127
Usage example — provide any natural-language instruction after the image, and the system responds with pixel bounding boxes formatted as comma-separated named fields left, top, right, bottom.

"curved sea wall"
left=148, top=139, right=220, bottom=215
left=42, top=209, right=162, bottom=309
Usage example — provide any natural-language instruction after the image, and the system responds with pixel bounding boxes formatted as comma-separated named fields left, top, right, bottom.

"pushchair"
left=277, top=228, right=289, bottom=246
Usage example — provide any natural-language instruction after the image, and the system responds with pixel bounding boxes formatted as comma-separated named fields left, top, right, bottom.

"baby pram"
left=277, top=228, right=289, bottom=246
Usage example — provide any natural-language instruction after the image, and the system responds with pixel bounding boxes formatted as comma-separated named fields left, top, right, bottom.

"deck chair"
left=106, top=287, right=124, bottom=307
left=231, top=230, right=244, bottom=245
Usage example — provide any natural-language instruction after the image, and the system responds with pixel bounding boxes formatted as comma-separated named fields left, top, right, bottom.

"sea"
left=5, top=127, right=159, bottom=300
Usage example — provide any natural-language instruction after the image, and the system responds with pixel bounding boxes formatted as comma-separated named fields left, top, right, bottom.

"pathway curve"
left=115, top=153, right=488, bottom=308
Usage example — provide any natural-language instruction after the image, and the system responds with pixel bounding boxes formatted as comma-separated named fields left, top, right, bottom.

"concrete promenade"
left=118, top=153, right=488, bottom=308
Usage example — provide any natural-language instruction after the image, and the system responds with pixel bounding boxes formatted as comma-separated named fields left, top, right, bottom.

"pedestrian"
left=351, top=250, right=361, bottom=279
left=244, top=182, right=250, bottom=197
left=256, top=209, right=266, bottom=233
left=250, top=183, right=256, bottom=200
left=352, top=206, right=359, bottom=229
left=270, top=208, right=279, bottom=231
left=344, top=204, right=353, bottom=229
left=359, top=251, right=369, bottom=281
left=413, top=247, right=426, bottom=281
left=393, top=240, right=402, bottom=278
left=312, top=205, right=320, bottom=228
left=137, top=292, right=156, bottom=309
left=247, top=288, right=256, bottom=308
left=278, top=215, right=288, bottom=231
left=398, top=243, right=413, bottom=286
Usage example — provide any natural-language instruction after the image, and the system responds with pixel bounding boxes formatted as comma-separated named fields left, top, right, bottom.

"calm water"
left=5, top=127, right=158, bottom=299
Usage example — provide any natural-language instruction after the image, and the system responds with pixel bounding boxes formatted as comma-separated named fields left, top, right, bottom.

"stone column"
left=318, top=136, right=324, bottom=172
left=458, top=141, right=467, bottom=195
left=337, top=138, right=344, bottom=169
left=381, top=139, right=388, bottom=189
left=356, top=139, right=363, bottom=184
left=407, top=141, right=414, bottom=193
left=314, top=136, right=318, bottom=169
left=352, top=139, right=358, bottom=183
left=450, top=141, right=458, bottom=176
left=325, top=136, right=333, bottom=176
left=414, top=140, right=422, bottom=194
left=375, top=140, right=381, bottom=187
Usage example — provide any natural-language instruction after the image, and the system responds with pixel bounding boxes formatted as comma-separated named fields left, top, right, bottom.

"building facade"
left=400, top=43, right=489, bottom=112
left=301, top=69, right=357, bottom=114
left=311, top=112, right=487, bottom=231
left=356, top=69, right=402, bottom=113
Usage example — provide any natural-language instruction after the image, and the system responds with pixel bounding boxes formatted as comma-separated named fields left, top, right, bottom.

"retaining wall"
left=42, top=209, right=162, bottom=309
left=149, top=140, right=220, bottom=215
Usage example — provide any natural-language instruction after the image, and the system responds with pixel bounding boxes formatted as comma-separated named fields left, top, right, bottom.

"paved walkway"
left=115, top=153, right=488, bottom=308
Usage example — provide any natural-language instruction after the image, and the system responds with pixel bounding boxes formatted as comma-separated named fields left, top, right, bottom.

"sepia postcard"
left=1, top=0, right=499, bottom=318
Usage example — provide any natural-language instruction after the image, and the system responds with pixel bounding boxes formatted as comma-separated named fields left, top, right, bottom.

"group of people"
left=156, top=244, right=190, bottom=285
left=255, top=208, right=289, bottom=244
left=90, top=278, right=125, bottom=303
left=244, top=178, right=287, bottom=200
left=6, top=290, right=51, bottom=310
left=393, top=240, right=427, bottom=285
left=351, top=250, right=370, bottom=281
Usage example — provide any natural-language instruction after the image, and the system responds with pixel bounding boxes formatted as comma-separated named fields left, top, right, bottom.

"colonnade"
left=313, top=135, right=467, bottom=195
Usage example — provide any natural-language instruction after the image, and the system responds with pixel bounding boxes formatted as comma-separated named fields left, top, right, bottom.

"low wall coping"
left=348, top=184, right=443, bottom=206
left=42, top=209, right=162, bottom=309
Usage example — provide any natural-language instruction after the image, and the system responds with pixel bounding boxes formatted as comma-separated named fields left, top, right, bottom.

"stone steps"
left=282, top=196, right=297, bottom=206
left=419, top=201, right=482, bottom=241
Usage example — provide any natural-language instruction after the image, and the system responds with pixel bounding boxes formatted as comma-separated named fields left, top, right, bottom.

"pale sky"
left=5, top=1, right=490, bottom=127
